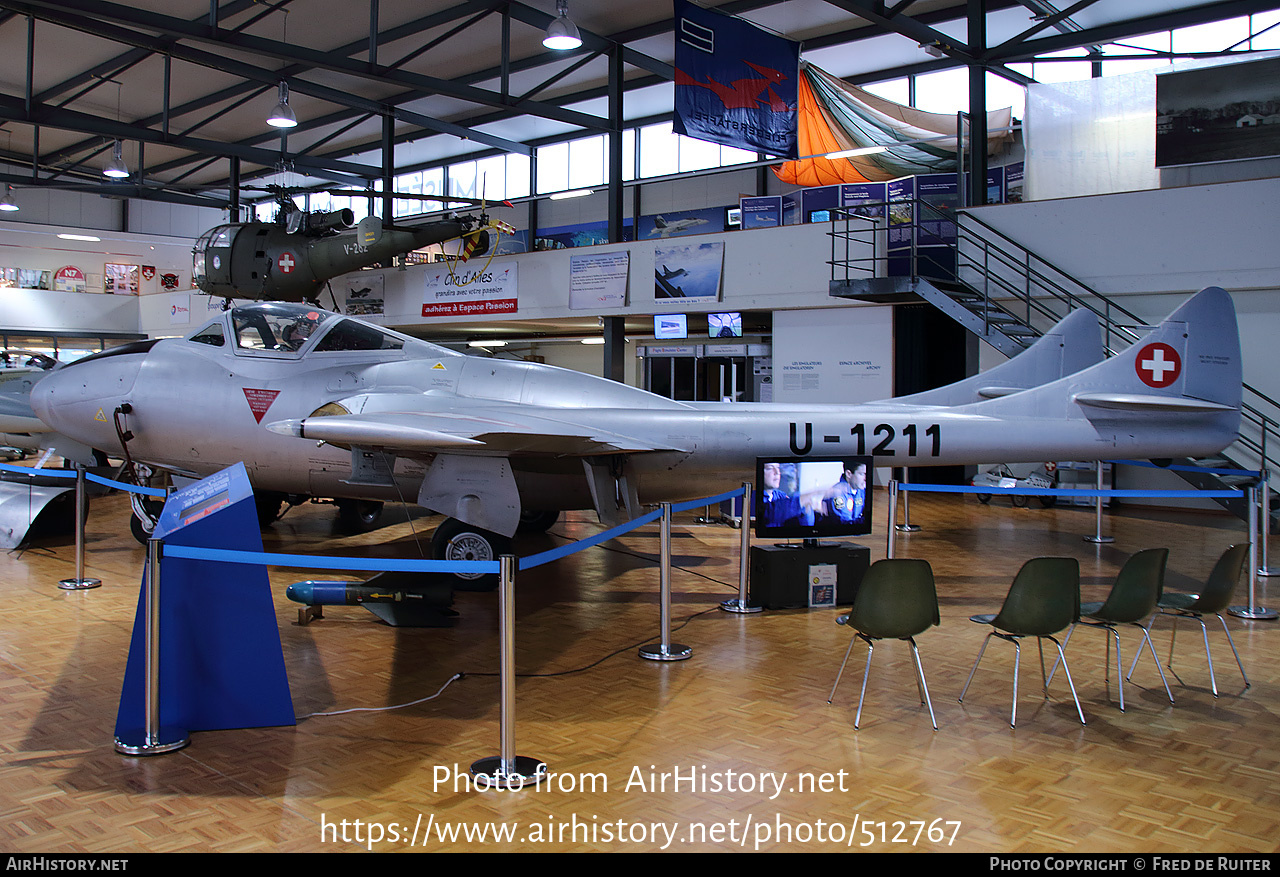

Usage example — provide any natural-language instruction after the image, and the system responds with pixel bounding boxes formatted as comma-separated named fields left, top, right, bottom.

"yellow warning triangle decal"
left=432, top=362, right=446, bottom=370
left=94, top=408, right=107, bottom=423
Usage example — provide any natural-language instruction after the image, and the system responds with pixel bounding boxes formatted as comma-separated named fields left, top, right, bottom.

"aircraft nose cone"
left=29, top=374, right=58, bottom=427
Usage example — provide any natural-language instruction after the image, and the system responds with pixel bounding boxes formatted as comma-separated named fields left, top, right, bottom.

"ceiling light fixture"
left=0, top=185, right=18, bottom=212
left=543, top=0, right=582, bottom=50
left=57, top=233, right=102, bottom=242
left=103, top=139, right=129, bottom=179
left=267, top=81, right=298, bottom=129
left=580, top=337, right=605, bottom=345
left=548, top=188, right=594, bottom=200
left=467, top=339, right=508, bottom=348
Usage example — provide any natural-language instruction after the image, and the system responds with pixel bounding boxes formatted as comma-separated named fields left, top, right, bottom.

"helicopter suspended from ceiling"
left=192, top=184, right=515, bottom=305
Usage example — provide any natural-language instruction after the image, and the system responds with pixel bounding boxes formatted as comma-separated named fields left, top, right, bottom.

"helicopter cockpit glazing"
left=192, top=224, right=237, bottom=287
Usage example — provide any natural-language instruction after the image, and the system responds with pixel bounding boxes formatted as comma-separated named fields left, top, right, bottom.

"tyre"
left=430, top=517, right=512, bottom=591
left=336, top=499, right=384, bottom=533
left=516, top=508, right=560, bottom=533
left=976, top=493, right=991, bottom=504
left=1038, top=494, right=1058, bottom=509
left=1010, top=493, right=1029, bottom=508
left=129, top=497, right=165, bottom=545
left=255, top=491, right=285, bottom=527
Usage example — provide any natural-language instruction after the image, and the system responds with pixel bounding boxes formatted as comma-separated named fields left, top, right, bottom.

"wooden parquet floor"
left=1, top=490, right=1278, bottom=853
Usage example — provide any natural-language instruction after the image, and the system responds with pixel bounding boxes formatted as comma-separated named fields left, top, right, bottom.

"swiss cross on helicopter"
left=192, top=183, right=513, bottom=305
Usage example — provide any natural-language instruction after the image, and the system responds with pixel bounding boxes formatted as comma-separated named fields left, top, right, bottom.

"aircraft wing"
left=266, top=408, right=688, bottom=456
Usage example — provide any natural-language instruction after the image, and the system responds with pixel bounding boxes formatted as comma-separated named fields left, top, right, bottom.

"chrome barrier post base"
left=895, top=523, right=922, bottom=532
left=639, top=642, right=692, bottom=661
left=1258, top=567, right=1279, bottom=577
left=58, top=576, right=101, bottom=590
left=1082, top=535, right=1115, bottom=544
left=469, top=756, right=547, bottom=790
left=719, top=597, right=762, bottom=614
left=113, top=728, right=190, bottom=757
left=1229, top=605, right=1278, bottom=620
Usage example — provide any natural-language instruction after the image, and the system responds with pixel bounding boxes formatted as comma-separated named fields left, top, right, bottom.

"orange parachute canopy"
left=774, top=63, right=1014, bottom=186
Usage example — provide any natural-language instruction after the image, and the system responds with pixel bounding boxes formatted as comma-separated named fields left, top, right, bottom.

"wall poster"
left=104, top=263, right=139, bottom=295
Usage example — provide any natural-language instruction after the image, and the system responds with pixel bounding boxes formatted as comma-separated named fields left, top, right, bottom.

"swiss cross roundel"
left=1135, top=342, right=1181, bottom=388
left=277, top=251, right=297, bottom=274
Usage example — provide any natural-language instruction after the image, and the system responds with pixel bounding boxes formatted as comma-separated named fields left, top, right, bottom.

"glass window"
left=568, top=135, right=605, bottom=188
left=505, top=153, right=531, bottom=198
left=1252, top=11, right=1280, bottom=50
left=313, top=319, right=405, bottom=352
left=1173, top=16, right=1250, bottom=53
left=1101, top=32, right=1172, bottom=77
left=639, top=123, right=679, bottom=178
left=914, top=68, right=968, bottom=114
left=679, top=133, right=721, bottom=172
left=474, top=155, right=506, bottom=201
left=864, top=78, right=909, bottom=105
left=1033, top=48, right=1093, bottom=84
left=189, top=322, right=225, bottom=347
left=536, top=141, right=569, bottom=193
left=232, top=304, right=333, bottom=353
left=449, top=160, right=478, bottom=200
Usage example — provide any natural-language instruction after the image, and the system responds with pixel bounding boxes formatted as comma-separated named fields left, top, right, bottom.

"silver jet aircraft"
left=30, top=287, right=1240, bottom=575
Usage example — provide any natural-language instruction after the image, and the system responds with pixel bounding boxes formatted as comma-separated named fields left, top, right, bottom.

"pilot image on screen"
left=759, top=462, right=818, bottom=528
left=818, top=462, right=868, bottom=528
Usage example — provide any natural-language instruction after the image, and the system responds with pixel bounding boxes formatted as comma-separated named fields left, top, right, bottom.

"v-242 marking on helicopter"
left=30, top=287, right=1240, bottom=583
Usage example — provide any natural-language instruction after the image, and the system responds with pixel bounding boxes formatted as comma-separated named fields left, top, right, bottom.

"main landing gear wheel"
left=430, top=518, right=511, bottom=591
left=516, top=509, right=560, bottom=533
left=255, top=491, right=286, bottom=527
left=336, top=499, right=384, bottom=533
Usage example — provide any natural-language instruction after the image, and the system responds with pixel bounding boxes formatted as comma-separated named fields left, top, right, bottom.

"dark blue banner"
left=673, top=0, right=799, bottom=159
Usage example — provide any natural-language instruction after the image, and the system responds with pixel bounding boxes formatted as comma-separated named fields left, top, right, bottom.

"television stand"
left=748, top=542, right=870, bottom=609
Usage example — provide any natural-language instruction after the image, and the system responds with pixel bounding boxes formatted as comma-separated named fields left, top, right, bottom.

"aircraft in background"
left=30, top=288, right=1239, bottom=585
left=193, top=185, right=512, bottom=305
left=648, top=215, right=709, bottom=238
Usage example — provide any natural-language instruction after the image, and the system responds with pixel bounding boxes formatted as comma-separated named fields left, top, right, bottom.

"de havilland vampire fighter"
left=30, top=287, right=1240, bottom=583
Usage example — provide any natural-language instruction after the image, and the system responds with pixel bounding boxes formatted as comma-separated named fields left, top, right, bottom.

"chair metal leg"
left=1049, top=635, right=1087, bottom=725
left=960, top=632, right=994, bottom=703
left=1111, top=627, right=1124, bottom=712
left=908, top=637, right=938, bottom=730
left=1128, top=614, right=1159, bottom=681
left=1216, top=613, right=1251, bottom=690
left=1037, top=637, right=1047, bottom=696
left=854, top=640, right=875, bottom=729
left=828, top=635, right=859, bottom=704
left=1137, top=624, right=1175, bottom=704
left=1196, top=616, right=1218, bottom=697
left=1011, top=639, right=1021, bottom=728
left=1046, top=623, right=1076, bottom=685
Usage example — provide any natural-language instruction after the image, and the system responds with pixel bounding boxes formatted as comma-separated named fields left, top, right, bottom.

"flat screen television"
left=755, top=456, right=873, bottom=542
left=653, top=313, right=688, bottom=340
left=708, top=312, right=742, bottom=338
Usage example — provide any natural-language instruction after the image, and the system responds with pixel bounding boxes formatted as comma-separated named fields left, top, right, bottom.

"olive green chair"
left=1048, top=548, right=1173, bottom=711
left=959, top=557, right=1086, bottom=728
left=827, top=559, right=940, bottom=730
left=1129, top=543, right=1251, bottom=698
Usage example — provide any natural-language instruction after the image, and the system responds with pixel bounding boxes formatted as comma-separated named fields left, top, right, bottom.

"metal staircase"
left=828, top=199, right=1278, bottom=530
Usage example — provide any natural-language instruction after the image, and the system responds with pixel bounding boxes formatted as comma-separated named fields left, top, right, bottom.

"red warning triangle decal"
left=243, top=388, right=281, bottom=424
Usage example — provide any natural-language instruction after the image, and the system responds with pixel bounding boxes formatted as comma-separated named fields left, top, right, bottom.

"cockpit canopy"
left=185, top=301, right=453, bottom=358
